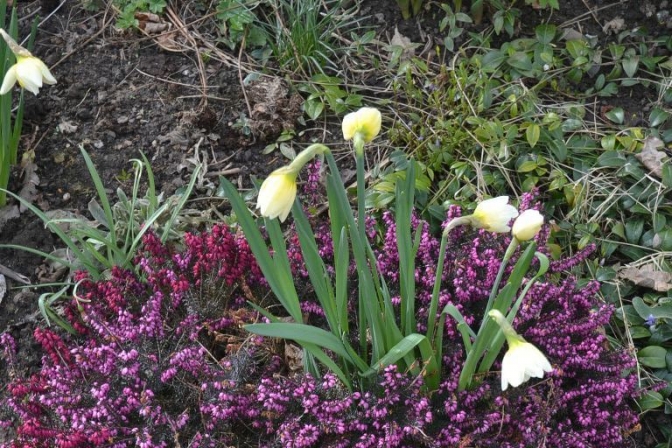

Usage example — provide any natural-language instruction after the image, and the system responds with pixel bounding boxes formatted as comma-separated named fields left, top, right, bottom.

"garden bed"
left=0, top=0, right=671, bottom=446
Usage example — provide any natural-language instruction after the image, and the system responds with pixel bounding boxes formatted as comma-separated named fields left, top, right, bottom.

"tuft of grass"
left=261, top=0, right=362, bottom=77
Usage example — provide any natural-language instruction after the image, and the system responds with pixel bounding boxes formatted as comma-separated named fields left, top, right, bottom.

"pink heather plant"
left=0, top=189, right=640, bottom=447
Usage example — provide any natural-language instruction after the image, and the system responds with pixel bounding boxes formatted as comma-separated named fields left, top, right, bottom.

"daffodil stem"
left=426, top=231, right=449, bottom=346
left=288, top=143, right=329, bottom=174
left=355, top=146, right=366, bottom=253
left=426, top=215, right=473, bottom=341
left=354, top=142, right=369, bottom=361
left=457, top=237, right=519, bottom=391
left=487, top=310, right=518, bottom=342
left=479, top=238, right=519, bottom=333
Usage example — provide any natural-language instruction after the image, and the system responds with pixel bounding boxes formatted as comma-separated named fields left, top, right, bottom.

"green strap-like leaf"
left=220, top=178, right=302, bottom=322
left=246, top=322, right=352, bottom=360
left=396, top=162, right=416, bottom=335
left=291, top=200, right=338, bottom=331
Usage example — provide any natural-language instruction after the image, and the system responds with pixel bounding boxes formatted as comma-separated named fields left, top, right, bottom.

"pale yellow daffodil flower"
left=488, top=310, right=552, bottom=391
left=342, top=107, right=382, bottom=154
left=256, top=144, right=329, bottom=222
left=511, top=209, right=544, bottom=242
left=256, top=166, right=297, bottom=222
left=471, top=196, right=519, bottom=233
left=0, top=29, right=56, bottom=96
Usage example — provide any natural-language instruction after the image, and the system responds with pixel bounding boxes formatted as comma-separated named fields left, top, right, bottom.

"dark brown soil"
left=0, top=0, right=669, bottom=445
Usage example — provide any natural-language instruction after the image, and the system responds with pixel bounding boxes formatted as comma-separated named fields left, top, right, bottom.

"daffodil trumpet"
left=487, top=310, right=552, bottom=390
left=0, top=28, right=57, bottom=96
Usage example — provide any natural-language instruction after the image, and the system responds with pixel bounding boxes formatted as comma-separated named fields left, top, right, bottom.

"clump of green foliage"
left=370, top=19, right=672, bottom=436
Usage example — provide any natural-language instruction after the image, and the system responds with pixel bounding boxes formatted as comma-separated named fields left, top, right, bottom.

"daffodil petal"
left=356, top=107, right=382, bottom=142
left=342, top=107, right=382, bottom=143
left=0, top=65, right=17, bottom=95
left=4, top=56, right=57, bottom=96
left=16, top=59, right=43, bottom=89
left=342, top=112, right=358, bottom=141
left=39, top=60, right=57, bottom=85
left=500, top=340, right=552, bottom=391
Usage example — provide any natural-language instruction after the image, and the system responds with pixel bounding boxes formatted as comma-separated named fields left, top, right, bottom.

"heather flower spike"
left=488, top=309, right=552, bottom=391
left=256, top=143, right=328, bottom=222
left=512, top=209, right=544, bottom=242
left=342, top=107, right=382, bottom=154
left=0, top=28, right=57, bottom=96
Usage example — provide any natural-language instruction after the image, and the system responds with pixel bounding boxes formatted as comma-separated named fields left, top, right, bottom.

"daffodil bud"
left=256, top=166, right=297, bottom=222
left=511, top=209, right=544, bottom=242
left=488, top=310, right=552, bottom=391
left=471, top=196, right=519, bottom=233
left=342, top=107, right=382, bottom=144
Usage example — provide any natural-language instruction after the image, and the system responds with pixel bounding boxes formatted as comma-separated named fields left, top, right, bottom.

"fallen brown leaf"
left=619, top=263, right=672, bottom=292
left=635, top=136, right=667, bottom=179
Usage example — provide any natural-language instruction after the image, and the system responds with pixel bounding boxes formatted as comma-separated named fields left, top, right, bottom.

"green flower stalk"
left=488, top=310, right=552, bottom=390
left=342, top=106, right=382, bottom=261
left=226, top=108, right=441, bottom=392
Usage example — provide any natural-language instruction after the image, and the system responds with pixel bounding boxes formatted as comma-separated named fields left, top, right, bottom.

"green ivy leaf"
left=526, top=124, right=540, bottom=148
left=622, top=56, right=639, bottom=78
left=605, top=107, right=624, bottom=124
left=638, top=390, right=664, bottom=410
left=638, top=346, right=667, bottom=368
left=650, top=108, right=670, bottom=127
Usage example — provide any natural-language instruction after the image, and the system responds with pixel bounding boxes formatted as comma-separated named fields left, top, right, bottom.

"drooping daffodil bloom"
left=0, top=29, right=56, bottom=96
left=512, top=209, right=544, bottom=242
left=471, top=196, right=519, bottom=233
left=342, top=107, right=382, bottom=151
left=256, top=166, right=297, bottom=222
left=256, top=143, right=329, bottom=222
left=442, top=196, right=519, bottom=237
left=488, top=310, right=552, bottom=391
